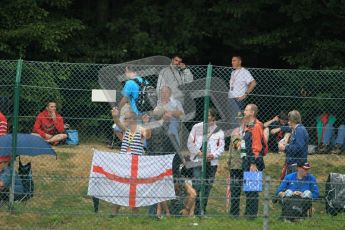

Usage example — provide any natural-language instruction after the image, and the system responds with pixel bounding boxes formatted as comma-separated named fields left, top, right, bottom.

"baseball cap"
left=0, top=156, right=11, bottom=163
left=297, top=162, right=311, bottom=170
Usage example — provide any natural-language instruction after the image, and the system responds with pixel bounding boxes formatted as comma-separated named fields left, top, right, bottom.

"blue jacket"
left=276, top=172, right=319, bottom=199
left=285, top=124, right=309, bottom=165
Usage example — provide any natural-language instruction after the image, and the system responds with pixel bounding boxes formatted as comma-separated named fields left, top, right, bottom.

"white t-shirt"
left=228, top=67, right=254, bottom=98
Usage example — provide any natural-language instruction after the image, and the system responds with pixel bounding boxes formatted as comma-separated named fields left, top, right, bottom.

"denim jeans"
left=322, top=124, right=345, bottom=146
left=168, top=117, right=180, bottom=147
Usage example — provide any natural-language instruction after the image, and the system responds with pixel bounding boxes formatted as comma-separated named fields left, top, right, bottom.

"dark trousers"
left=193, top=163, right=217, bottom=215
left=244, top=191, right=259, bottom=218
left=229, top=169, right=243, bottom=216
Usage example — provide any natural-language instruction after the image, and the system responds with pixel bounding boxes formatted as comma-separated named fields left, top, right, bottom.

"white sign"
left=91, top=89, right=116, bottom=102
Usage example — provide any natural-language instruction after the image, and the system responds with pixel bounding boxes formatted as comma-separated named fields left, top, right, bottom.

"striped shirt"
left=0, top=112, right=7, bottom=136
left=120, top=127, right=145, bottom=155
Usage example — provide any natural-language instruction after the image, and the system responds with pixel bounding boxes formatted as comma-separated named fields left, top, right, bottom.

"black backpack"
left=132, top=78, right=157, bottom=113
left=325, top=173, right=345, bottom=215
left=18, top=160, right=34, bottom=200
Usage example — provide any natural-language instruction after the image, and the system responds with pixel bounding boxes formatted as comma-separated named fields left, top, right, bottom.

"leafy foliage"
left=1, top=0, right=345, bottom=68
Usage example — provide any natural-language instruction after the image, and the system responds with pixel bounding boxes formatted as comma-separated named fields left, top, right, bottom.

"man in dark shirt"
left=263, top=112, right=291, bottom=153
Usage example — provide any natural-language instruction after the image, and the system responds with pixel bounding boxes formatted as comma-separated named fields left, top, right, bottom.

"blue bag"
left=243, top=171, right=263, bottom=192
left=66, top=130, right=79, bottom=145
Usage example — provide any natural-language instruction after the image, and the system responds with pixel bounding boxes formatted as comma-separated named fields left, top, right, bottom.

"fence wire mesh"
left=1, top=59, right=345, bottom=228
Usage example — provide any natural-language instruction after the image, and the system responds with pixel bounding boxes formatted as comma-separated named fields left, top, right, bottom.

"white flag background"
left=88, top=149, right=176, bottom=207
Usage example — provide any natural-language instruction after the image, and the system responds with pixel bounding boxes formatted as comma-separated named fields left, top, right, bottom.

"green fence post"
left=9, top=59, right=23, bottom=209
left=199, top=63, right=212, bottom=216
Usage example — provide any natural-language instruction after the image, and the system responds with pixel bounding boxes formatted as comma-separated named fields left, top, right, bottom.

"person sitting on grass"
left=32, top=101, right=67, bottom=145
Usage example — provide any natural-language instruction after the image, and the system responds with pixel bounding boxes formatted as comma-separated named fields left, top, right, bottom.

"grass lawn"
left=1, top=142, right=345, bottom=229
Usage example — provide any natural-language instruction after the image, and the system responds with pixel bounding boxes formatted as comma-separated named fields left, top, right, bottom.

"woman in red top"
left=32, top=101, right=67, bottom=145
left=0, top=112, right=7, bottom=136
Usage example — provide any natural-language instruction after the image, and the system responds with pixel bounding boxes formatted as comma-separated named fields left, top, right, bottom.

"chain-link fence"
left=1, top=59, right=345, bottom=228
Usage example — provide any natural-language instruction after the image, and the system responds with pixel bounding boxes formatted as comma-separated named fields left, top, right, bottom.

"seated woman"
left=32, top=101, right=67, bottom=145
left=0, top=156, right=24, bottom=202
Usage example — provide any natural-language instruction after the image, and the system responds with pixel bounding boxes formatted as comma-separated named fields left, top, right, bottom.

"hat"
left=297, top=162, right=311, bottom=170
left=0, top=156, right=11, bottom=163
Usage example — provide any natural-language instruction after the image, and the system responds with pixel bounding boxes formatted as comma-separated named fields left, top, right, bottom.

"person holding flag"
left=111, top=107, right=151, bottom=214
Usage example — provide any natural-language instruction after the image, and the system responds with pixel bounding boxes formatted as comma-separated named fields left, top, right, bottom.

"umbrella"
left=0, top=133, right=56, bottom=157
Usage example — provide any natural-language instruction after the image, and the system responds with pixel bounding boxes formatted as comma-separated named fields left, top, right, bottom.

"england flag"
left=88, top=149, right=176, bottom=207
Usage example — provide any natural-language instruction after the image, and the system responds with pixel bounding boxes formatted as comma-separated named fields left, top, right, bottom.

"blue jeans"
left=322, top=124, right=345, bottom=146
left=168, top=117, right=180, bottom=147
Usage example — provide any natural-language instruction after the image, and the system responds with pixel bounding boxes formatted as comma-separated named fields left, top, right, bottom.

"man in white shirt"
left=156, top=55, right=193, bottom=104
left=228, top=55, right=257, bottom=111
left=187, top=108, right=225, bottom=216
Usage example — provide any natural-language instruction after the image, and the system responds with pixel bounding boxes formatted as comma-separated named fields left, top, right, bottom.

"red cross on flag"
left=88, top=150, right=176, bottom=207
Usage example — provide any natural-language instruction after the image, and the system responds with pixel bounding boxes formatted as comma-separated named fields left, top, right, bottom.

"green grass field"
left=1, top=143, right=345, bottom=229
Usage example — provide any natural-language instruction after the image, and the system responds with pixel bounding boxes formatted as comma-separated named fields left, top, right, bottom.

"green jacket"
left=228, top=134, right=243, bottom=170
left=316, top=114, right=336, bottom=145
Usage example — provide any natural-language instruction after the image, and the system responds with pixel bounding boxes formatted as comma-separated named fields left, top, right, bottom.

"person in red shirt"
left=0, top=112, right=8, bottom=136
left=32, top=101, right=67, bottom=145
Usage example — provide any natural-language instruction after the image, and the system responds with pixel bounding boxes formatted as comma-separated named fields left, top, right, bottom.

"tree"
left=0, top=0, right=84, bottom=60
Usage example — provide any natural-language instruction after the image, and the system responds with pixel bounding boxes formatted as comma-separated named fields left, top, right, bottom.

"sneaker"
left=331, top=144, right=342, bottom=155
left=318, top=144, right=328, bottom=154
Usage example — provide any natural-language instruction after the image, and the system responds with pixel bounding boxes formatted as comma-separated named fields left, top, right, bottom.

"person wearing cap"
left=276, top=162, right=319, bottom=200
left=0, top=156, right=24, bottom=200
left=276, top=162, right=319, bottom=221
left=263, top=112, right=291, bottom=153
left=278, top=110, right=309, bottom=176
